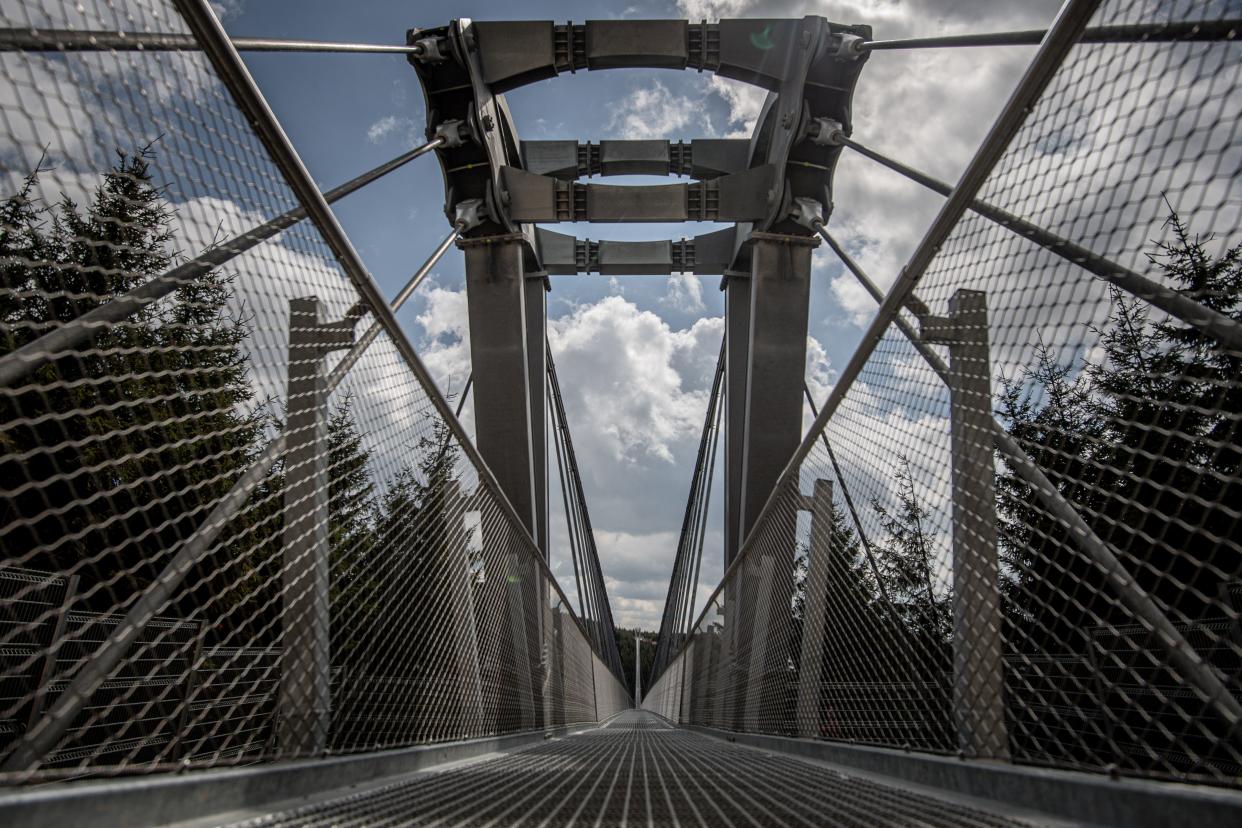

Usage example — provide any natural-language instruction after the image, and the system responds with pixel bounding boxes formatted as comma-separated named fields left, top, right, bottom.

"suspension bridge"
left=0, top=0, right=1240, bottom=824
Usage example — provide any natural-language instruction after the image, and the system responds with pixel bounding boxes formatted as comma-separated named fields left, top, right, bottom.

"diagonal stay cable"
left=683, top=374, right=723, bottom=647
left=652, top=337, right=724, bottom=681
left=859, top=19, right=1242, bottom=51
left=677, top=344, right=725, bottom=660
left=549, top=377, right=590, bottom=625
left=832, top=134, right=1242, bottom=351
left=547, top=344, right=626, bottom=677
left=0, top=28, right=425, bottom=54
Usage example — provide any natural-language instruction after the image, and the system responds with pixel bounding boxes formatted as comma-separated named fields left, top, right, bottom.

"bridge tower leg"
left=724, top=273, right=751, bottom=569
left=461, top=235, right=542, bottom=547
left=729, top=233, right=816, bottom=559
left=461, top=235, right=547, bottom=731
left=725, top=233, right=815, bottom=734
left=922, top=289, right=1010, bottom=761
left=525, top=275, right=549, bottom=560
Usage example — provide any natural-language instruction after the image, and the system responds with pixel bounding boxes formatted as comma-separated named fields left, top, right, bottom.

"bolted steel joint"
left=410, top=35, right=448, bottom=63
left=790, top=197, right=826, bottom=231
left=454, top=198, right=487, bottom=232
left=808, top=117, right=845, bottom=147
left=835, top=33, right=865, bottom=59
left=434, top=119, right=471, bottom=149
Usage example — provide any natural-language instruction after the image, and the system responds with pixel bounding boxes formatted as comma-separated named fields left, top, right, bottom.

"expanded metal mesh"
left=646, top=0, right=1242, bottom=787
left=213, top=711, right=1031, bottom=828
left=0, top=0, right=627, bottom=782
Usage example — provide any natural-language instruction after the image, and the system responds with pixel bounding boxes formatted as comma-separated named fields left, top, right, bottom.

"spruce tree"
left=871, top=457, right=950, bottom=645
left=0, top=150, right=268, bottom=628
left=326, top=396, right=378, bottom=664
left=996, top=211, right=1242, bottom=772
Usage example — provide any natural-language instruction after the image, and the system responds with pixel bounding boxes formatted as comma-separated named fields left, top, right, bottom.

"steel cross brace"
left=406, top=15, right=870, bottom=272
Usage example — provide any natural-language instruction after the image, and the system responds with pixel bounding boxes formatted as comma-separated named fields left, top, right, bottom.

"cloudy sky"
left=2, top=0, right=1072, bottom=629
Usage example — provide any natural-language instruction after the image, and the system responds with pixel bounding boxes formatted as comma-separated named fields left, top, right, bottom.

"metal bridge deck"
left=196, top=711, right=1048, bottom=827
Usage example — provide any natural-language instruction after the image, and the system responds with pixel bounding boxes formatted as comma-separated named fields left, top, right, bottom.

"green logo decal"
left=750, top=24, right=775, bottom=50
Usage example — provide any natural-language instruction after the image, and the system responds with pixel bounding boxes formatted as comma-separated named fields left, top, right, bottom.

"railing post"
left=504, top=552, right=537, bottom=730
left=796, top=479, right=833, bottom=738
left=921, top=288, right=1010, bottom=760
left=742, top=554, right=776, bottom=732
left=174, top=622, right=205, bottom=760
left=444, top=480, right=484, bottom=738
left=25, top=573, right=78, bottom=733
left=279, top=296, right=353, bottom=755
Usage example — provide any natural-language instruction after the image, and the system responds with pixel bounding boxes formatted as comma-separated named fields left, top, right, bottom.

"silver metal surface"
left=922, top=291, right=1009, bottom=760
left=862, top=19, right=1242, bottom=50
left=202, top=712, right=1043, bottom=828
left=0, top=28, right=422, bottom=53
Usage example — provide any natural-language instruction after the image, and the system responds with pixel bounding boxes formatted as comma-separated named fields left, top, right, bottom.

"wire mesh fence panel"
left=646, top=0, right=1242, bottom=787
left=0, top=0, right=628, bottom=783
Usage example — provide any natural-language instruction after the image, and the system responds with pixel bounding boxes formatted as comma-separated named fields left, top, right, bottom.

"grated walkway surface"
left=210, top=711, right=1047, bottom=827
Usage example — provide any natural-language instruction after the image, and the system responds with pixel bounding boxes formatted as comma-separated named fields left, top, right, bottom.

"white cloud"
left=706, top=75, right=766, bottom=138
left=607, top=79, right=701, bottom=140
left=550, top=296, right=717, bottom=465
left=413, top=282, right=473, bottom=393
left=366, top=115, right=417, bottom=145
left=209, top=0, right=246, bottom=20
left=661, top=273, right=706, bottom=312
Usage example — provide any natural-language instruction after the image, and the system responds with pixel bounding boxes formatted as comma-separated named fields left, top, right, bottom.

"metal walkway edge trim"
left=0, top=721, right=611, bottom=828
left=682, top=725, right=1242, bottom=828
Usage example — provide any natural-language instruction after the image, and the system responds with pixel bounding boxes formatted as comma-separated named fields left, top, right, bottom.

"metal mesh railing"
left=645, top=0, right=1242, bottom=787
left=0, top=0, right=628, bottom=782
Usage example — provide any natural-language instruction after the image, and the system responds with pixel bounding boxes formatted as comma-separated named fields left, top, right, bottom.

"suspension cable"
left=831, top=135, right=1242, bottom=351
left=652, top=337, right=725, bottom=682
left=547, top=346, right=625, bottom=675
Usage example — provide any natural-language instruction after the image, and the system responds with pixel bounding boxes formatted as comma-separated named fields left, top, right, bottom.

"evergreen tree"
left=0, top=150, right=269, bottom=631
left=871, top=457, right=950, bottom=645
left=996, top=211, right=1242, bottom=771
left=329, top=417, right=468, bottom=746
left=865, top=460, right=955, bottom=748
left=998, top=213, right=1242, bottom=643
left=327, top=396, right=379, bottom=666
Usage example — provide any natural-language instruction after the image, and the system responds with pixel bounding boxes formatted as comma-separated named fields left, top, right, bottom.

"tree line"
left=789, top=210, right=1240, bottom=772
left=0, top=149, right=496, bottom=754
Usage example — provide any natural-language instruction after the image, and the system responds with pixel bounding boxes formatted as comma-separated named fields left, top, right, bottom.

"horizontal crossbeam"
left=459, top=19, right=868, bottom=93
left=501, top=166, right=775, bottom=223
left=522, top=139, right=750, bottom=180
left=534, top=228, right=735, bottom=275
